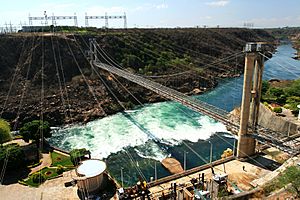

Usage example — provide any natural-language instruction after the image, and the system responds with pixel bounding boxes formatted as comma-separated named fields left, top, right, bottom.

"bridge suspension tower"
left=237, top=42, right=266, bottom=158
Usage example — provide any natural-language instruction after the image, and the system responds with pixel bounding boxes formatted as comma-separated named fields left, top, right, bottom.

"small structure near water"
left=74, top=159, right=107, bottom=194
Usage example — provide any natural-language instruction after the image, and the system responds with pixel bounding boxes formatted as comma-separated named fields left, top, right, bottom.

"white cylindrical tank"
left=75, top=159, right=106, bottom=193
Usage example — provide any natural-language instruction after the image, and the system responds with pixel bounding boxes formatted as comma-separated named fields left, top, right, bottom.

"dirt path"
left=30, top=153, right=52, bottom=174
left=0, top=170, right=79, bottom=200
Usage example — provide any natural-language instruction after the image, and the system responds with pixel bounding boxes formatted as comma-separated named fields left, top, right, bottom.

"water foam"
left=49, top=101, right=228, bottom=160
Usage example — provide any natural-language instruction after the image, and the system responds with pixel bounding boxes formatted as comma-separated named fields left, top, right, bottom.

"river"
left=48, top=43, right=300, bottom=186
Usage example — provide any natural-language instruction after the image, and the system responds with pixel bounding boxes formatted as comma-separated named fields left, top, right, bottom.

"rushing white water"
left=50, top=100, right=228, bottom=160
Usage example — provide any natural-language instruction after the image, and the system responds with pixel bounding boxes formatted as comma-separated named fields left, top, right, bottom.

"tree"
left=20, top=120, right=51, bottom=143
left=0, top=119, right=12, bottom=144
left=56, top=165, right=65, bottom=175
left=31, top=172, right=46, bottom=184
left=261, top=80, right=270, bottom=95
left=278, top=166, right=300, bottom=198
left=70, top=148, right=91, bottom=166
left=269, top=87, right=284, bottom=97
left=0, top=144, right=25, bottom=170
left=19, top=120, right=51, bottom=159
left=121, top=54, right=143, bottom=70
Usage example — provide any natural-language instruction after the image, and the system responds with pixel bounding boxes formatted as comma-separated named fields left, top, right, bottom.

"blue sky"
left=0, top=0, right=299, bottom=28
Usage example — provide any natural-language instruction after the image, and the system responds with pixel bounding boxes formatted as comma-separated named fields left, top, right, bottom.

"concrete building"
left=75, top=159, right=107, bottom=194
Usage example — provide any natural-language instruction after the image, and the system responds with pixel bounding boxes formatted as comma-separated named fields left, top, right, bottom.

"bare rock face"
left=161, top=157, right=184, bottom=174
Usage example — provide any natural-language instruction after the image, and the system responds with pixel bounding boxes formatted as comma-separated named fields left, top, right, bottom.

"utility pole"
left=44, top=11, right=48, bottom=26
left=233, top=138, right=236, bottom=156
left=74, top=13, right=78, bottom=27
left=208, top=141, right=213, bottom=165
left=121, top=167, right=124, bottom=187
left=183, top=151, right=186, bottom=171
left=237, top=43, right=265, bottom=158
left=154, top=162, right=157, bottom=181
left=105, top=12, right=109, bottom=28
left=124, top=12, right=127, bottom=29
left=85, top=13, right=89, bottom=27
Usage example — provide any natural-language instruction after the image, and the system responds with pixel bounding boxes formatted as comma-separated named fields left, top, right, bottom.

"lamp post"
left=208, top=141, right=213, bottom=165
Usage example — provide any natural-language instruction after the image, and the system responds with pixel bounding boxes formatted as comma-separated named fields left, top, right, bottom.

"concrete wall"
left=257, top=103, right=300, bottom=137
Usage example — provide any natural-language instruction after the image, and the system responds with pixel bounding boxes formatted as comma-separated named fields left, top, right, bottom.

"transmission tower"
left=85, top=12, right=127, bottom=29
left=29, top=12, right=78, bottom=26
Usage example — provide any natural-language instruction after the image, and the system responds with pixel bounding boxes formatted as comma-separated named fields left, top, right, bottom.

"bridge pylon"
left=237, top=43, right=265, bottom=158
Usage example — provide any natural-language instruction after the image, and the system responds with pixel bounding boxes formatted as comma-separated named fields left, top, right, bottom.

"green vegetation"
left=273, top=107, right=282, bottom=113
left=264, top=166, right=300, bottom=198
left=20, top=120, right=51, bottom=159
left=0, top=144, right=25, bottom=170
left=50, top=151, right=73, bottom=167
left=21, top=151, right=74, bottom=187
left=262, top=79, right=300, bottom=115
left=0, top=119, right=12, bottom=144
left=22, top=167, right=58, bottom=187
left=55, top=165, right=65, bottom=175
left=20, top=120, right=51, bottom=143
left=70, top=148, right=90, bottom=166
left=31, top=172, right=46, bottom=184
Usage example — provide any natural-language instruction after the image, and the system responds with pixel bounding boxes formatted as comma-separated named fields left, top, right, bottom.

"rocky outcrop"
left=228, top=103, right=300, bottom=137
left=161, top=158, right=184, bottom=174
left=257, top=103, right=300, bottom=137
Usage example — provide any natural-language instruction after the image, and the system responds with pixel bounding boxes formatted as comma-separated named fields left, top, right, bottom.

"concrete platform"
left=149, top=158, right=271, bottom=199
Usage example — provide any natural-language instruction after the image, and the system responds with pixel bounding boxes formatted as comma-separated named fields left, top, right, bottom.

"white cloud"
left=206, top=0, right=229, bottom=7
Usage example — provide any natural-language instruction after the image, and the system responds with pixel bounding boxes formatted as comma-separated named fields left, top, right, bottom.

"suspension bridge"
left=88, top=39, right=300, bottom=155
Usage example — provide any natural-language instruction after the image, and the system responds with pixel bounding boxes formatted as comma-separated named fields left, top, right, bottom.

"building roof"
left=77, top=159, right=106, bottom=178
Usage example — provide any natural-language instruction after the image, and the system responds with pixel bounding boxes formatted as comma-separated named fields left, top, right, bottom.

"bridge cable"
left=66, top=31, right=148, bottom=182
left=56, top=27, right=94, bottom=198
left=94, top=41, right=287, bottom=167
left=124, top=33, right=234, bottom=72
left=54, top=32, right=75, bottom=124
left=62, top=34, right=105, bottom=115
left=267, top=50, right=300, bottom=72
left=93, top=39, right=237, bottom=166
left=95, top=43, right=211, bottom=165
left=116, top=35, right=235, bottom=75
left=0, top=35, right=38, bottom=185
left=259, top=52, right=300, bottom=79
left=93, top=39, right=232, bottom=120
left=50, top=35, right=68, bottom=121
left=66, top=30, right=290, bottom=174
left=0, top=36, right=28, bottom=117
left=129, top=29, right=235, bottom=61
left=96, top=32, right=292, bottom=172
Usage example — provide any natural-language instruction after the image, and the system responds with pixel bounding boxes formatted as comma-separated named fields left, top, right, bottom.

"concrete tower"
left=237, top=43, right=265, bottom=158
